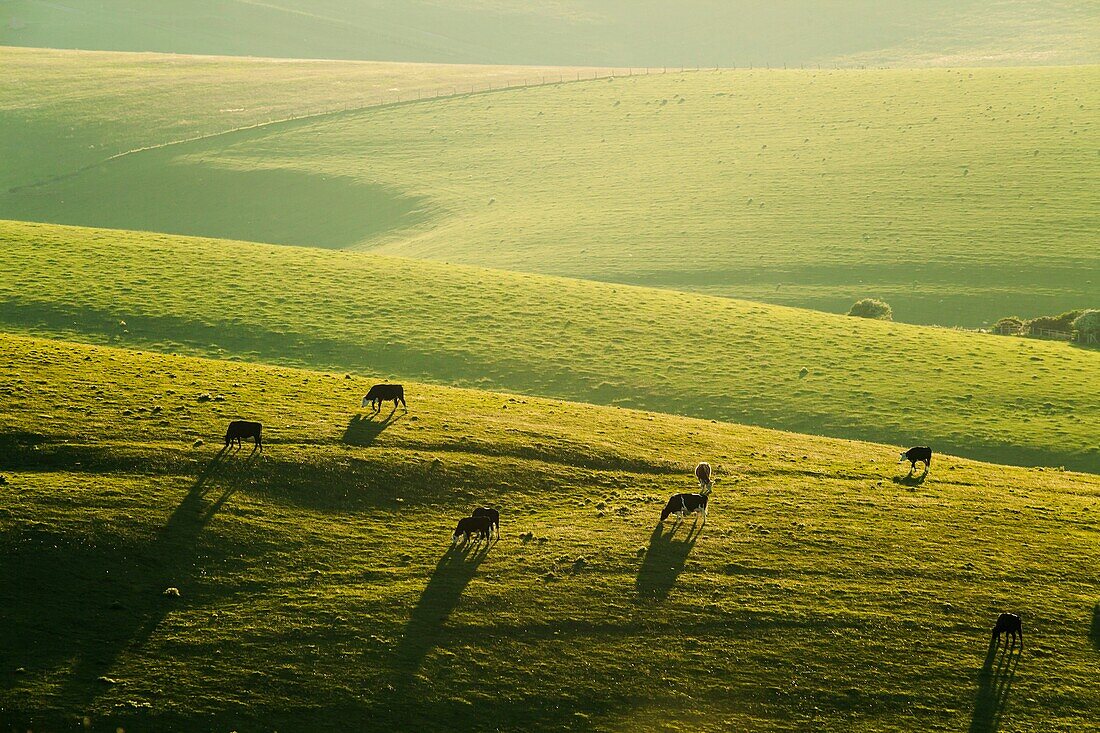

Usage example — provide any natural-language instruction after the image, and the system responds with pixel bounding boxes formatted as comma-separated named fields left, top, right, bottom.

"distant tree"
left=1024, top=309, right=1081, bottom=336
left=993, top=317, right=1024, bottom=335
left=1072, top=310, right=1100, bottom=345
left=847, top=298, right=893, bottom=321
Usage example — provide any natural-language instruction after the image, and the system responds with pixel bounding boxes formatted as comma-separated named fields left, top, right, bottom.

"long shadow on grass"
left=1090, top=602, right=1100, bottom=651
left=635, top=521, right=700, bottom=602
left=1, top=447, right=258, bottom=724
left=388, top=540, right=491, bottom=690
left=342, top=409, right=401, bottom=447
left=968, top=638, right=1021, bottom=733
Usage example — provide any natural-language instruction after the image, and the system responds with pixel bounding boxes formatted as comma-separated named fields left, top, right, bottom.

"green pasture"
left=0, top=45, right=597, bottom=192
left=1, top=333, right=1097, bottom=731
left=3, top=66, right=1095, bottom=326
left=1, top=219, right=1097, bottom=473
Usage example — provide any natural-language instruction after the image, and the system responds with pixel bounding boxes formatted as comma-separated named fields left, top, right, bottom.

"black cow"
left=899, top=446, right=932, bottom=472
left=993, top=613, right=1023, bottom=649
left=224, top=420, right=262, bottom=450
left=472, top=507, right=500, bottom=538
left=660, top=493, right=708, bottom=524
left=452, top=515, right=492, bottom=544
left=362, top=384, right=407, bottom=411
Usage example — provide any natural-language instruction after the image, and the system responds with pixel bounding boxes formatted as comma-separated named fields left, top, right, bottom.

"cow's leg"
left=1017, top=629, right=1023, bottom=649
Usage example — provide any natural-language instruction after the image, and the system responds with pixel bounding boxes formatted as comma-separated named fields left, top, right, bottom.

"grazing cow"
left=452, top=515, right=492, bottom=544
left=224, top=420, right=262, bottom=451
left=899, top=446, right=932, bottom=471
left=993, top=613, right=1023, bottom=649
left=362, top=384, right=407, bottom=411
left=695, top=462, right=713, bottom=494
left=660, top=493, right=708, bottom=525
left=472, top=507, right=500, bottom=538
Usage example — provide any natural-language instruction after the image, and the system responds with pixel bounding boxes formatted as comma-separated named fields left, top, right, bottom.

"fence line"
left=10, top=63, right=894, bottom=194
left=270, top=62, right=891, bottom=123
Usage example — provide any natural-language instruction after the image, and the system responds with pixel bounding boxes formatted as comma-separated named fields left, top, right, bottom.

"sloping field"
left=1, top=333, right=1098, bottom=731
left=2, top=0, right=1096, bottom=67
left=0, top=45, right=599, bottom=191
left=4, top=67, right=1095, bottom=324
left=1, top=219, right=1097, bottom=473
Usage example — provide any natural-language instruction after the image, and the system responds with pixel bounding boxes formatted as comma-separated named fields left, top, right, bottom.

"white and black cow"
left=899, top=446, right=932, bottom=472
left=660, top=492, right=708, bottom=525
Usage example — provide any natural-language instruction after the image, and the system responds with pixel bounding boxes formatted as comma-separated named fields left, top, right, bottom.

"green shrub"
left=847, top=298, right=893, bottom=321
left=993, top=317, right=1024, bottom=335
left=1072, top=310, right=1100, bottom=344
left=1024, top=310, right=1082, bottom=336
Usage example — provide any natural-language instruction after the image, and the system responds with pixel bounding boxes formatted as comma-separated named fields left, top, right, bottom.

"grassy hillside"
left=0, top=46, right=598, bottom=191
left=2, top=1, right=1097, bottom=67
left=1, top=332, right=1098, bottom=731
left=1, top=219, right=1098, bottom=473
left=3, top=66, right=1096, bottom=325
left=837, top=0, right=1100, bottom=67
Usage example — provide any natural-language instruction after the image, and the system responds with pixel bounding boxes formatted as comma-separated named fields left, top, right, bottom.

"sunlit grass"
left=1, top=219, right=1097, bottom=473
left=1, top=332, right=1097, bottom=731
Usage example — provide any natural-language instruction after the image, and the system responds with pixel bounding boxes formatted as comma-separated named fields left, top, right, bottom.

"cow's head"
left=898, top=451, right=908, bottom=462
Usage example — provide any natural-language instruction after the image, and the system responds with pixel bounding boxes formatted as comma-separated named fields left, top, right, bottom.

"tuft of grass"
left=1, top=218, right=1097, bottom=473
left=0, top=332, right=1097, bottom=731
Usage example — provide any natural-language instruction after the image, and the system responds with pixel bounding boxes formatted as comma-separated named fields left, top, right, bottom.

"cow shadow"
left=389, top=541, right=490, bottom=689
left=893, top=465, right=930, bottom=486
left=342, top=409, right=401, bottom=447
left=1090, top=602, right=1100, bottom=650
left=968, top=638, right=1021, bottom=733
left=50, top=447, right=253, bottom=714
left=635, top=520, right=701, bottom=602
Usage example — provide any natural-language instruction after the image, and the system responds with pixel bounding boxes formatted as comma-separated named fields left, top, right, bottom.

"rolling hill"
left=1, top=332, right=1098, bottom=731
left=2, top=219, right=1097, bottom=473
left=0, top=45, right=599, bottom=192
left=3, top=66, right=1096, bottom=326
left=2, top=1, right=1097, bottom=67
